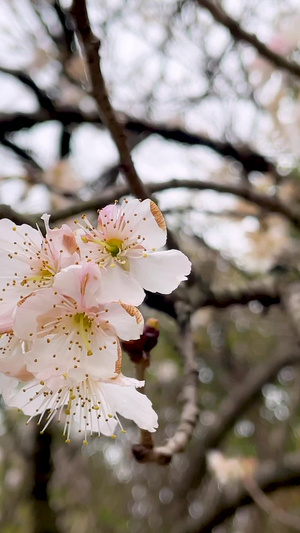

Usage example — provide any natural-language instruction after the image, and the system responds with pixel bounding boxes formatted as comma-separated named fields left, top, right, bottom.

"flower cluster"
left=0, top=199, right=191, bottom=443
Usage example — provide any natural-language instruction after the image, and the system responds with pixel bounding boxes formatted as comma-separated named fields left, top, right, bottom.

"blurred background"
left=1, top=0, right=300, bottom=532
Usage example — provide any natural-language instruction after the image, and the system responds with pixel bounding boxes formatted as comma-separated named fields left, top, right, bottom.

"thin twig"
left=132, top=306, right=199, bottom=464
left=244, top=477, right=300, bottom=532
left=179, top=350, right=300, bottom=494
left=70, top=0, right=150, bottom=200
left=195, top=0, right=300, bottom=79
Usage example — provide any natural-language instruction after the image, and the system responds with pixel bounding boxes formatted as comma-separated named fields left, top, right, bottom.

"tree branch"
left=195, top=0, right=300, bottom=79
left=0, top=109, right=272, bottom=173
left=0, top=67, right=56, bottom=114
left=132, top=307, right=199, bottom=464
left=43, top=178, right=300, bottom=228
left=179, top=350, right=300, bottom=494
left=125, top=118, right=272, bottom=173
left=70, top=0, right=150, bottom=200
left=185, top=451, right=300, bottom=533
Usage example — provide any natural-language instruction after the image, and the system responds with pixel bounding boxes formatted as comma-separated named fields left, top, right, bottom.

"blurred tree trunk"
left=31, top=425, right=60, bottom=533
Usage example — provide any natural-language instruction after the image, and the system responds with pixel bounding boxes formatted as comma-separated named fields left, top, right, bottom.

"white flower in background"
left=76, top=199, right=191, bottom=305
left=14, top=263, right=143, bottom=379
left=0, top=215, right=79, bottom=325
left=207, top=451, right=257, bottom=486
left=1, top=369, right=158, bottom=444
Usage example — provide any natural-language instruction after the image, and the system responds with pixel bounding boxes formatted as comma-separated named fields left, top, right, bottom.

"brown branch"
left=184, top=451, right=300, bottom=533
left=132, top=308, right=199, bottom=464
left=44, top=178, right=300, bottom=228
left=0, top=67, right=56, bottom=113
left=70, top=0, right=149, bottom=200
left=179, top=350, right=300, bottom=495
left=281, top=282, right=300, bottom=340
left=31, top=426, right=60, bottom=533
left=0, top=109, right=272, bottom=173
left=195, top=0, right=300, bottom=79
left=125, top=118, right=272, bottom=173
left=243, top=477, right=300, bottom=532
left=192, top=277, right=281, bottom=310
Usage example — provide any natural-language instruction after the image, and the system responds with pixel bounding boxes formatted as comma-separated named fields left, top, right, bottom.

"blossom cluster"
left=0, top=199, right=191, bottom=443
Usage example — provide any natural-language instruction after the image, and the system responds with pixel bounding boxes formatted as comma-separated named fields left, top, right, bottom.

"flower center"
left=73, top=313, right=93, bottom=355
left=105, top=238, right=123, bottom=257
left=21, top=267, right=54, bottom=287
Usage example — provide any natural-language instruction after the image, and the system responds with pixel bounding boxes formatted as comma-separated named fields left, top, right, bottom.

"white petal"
left=123, top=199, right=167, bottom=249
left=53, top=263, right=102, bottom=309
left=25, top=334, right=77, bottom=376
left=100, top=264, right=145, bottom=305
left=0, top=335, right=25, bottom=378
left=104, top=302, right=143, bottom=340
left=14, top=289, right=59, bottom=339
left=80, top=333, right=119, bottom=379
left=130, top=250, right=191, bottom=293
left=0, top=219, right=42, bottom=250
left=100, top=379, right=158, bottom=432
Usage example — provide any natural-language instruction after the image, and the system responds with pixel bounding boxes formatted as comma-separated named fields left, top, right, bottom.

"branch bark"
left=36, top=178, right=300, bottom=228
left=195, top=0, right=300, bottom=79
left=0, top=109, right=271, bottom=173
left=179, top=351, right=300, bottom=494
left=132, top=308, right=199, bottom=464
left=70, top=0, right=150, bottom=200
left=185, top=452, right=300, bottom=533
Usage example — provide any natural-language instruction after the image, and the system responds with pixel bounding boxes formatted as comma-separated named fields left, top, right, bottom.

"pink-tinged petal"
left=0, top=374, right=22, bottom=406
left=100, top=265, right=145, bottom=305
left=105, top=302, right=143, bottom=341
left=46, top=224, right=79, bottom=269
left=0, top=310, right=14, bottom=334
left=0, top=334, right=29, bottom=379
left=123, top=199, right=167, bottom=249
left=98, top=204, right=121, bottom=230
left=53, top=263, right=102, bottom=309
left=14, top=289, right=60, bottom=340
left=130, top=249, right=191, bottom=293
left=100, top=378, right=158, bottom=432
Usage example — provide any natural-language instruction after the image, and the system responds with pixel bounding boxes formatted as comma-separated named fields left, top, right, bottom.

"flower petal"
left=100, top=377, right=158, bottom=432
left=104, top=302, right=144, bottom=341
left=130, top=249, right=191, bottom=293
left=100, top=264, right=145, bottom=305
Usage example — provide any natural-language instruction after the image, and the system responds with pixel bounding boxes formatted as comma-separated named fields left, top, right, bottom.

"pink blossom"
left=0, top=216, right=79, bottom=322
left=14, top=263, right=144, bottom=379
left=76, top=199, right=191, bottom=305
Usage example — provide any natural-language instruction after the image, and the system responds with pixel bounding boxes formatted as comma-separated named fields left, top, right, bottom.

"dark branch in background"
left=125, top=118, right=272, bottom=174
left=192, top=278, right=281, bottom=310
left=0, top=109, right=272, bottom=173
left=132, top=306, right=199, bottom=464
left=0, top=67, right=56, bottom=114
left=0, top=136, right=42, bottom=170
left=195, top=0, right=300, bottom=79
left=31, top=426, right=60, bottom=533
left=59, top=127, right=72, bottom=158
left=41, top=178, right=300, bottom=228
left=179, top=351, right=300, bottom=494
left=243, top=477, right=300, bottom=532
left=53, top=0, right=75, bottom=55
left=185, top=451, right=300, bottom=533
left=70, top=0, right=150, bottom=200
